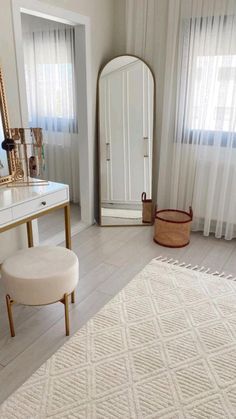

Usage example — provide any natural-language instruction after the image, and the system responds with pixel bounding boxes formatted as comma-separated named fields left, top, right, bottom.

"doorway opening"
left=21, top=13, right=81, bottom=243
left=12, top=0, right=94, bottom=244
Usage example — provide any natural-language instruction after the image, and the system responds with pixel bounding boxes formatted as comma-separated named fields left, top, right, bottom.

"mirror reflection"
left=99, top=56, right=154, bottom=226
left=0, top=114, right=9, bottom=177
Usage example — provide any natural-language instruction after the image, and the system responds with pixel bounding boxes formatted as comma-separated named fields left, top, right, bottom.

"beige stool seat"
left=2, top=246, right=79, bottom=336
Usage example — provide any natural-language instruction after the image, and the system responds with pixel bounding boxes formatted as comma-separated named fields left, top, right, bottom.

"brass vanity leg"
left=63, top=293, right=70, bottom=336
left=6, top=295, right=15, bottom=337
left=64, top=204, right=71, bottom=250
left=26, top=221, right=34, bottom=247
left=64, top=205, right=76, bottom=305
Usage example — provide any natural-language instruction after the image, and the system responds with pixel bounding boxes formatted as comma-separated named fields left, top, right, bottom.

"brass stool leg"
left=6, top=295, right=15, bottom=337
left=71, top=290, right=75, bottom=304
left=64, top=293, right=70, bottom=336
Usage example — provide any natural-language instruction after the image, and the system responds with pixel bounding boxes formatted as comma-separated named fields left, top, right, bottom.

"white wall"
left=0, top=0, right=120, bottom=260
left=113, top=0, right=126, bottom=55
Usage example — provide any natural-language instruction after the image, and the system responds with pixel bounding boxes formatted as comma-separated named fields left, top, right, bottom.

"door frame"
left=11, top=0, right=94, bottom=226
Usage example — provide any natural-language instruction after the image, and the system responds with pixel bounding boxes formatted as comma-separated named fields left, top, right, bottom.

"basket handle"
left=141, top=192, right=146, bottom=202
left=189, top=206, right=193, bottom=220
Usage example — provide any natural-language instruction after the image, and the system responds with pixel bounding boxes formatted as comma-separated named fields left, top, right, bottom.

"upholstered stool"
left=1, top=246, right=79, bottom=337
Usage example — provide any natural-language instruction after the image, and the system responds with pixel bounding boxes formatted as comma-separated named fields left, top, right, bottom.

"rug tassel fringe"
left=155, top=256, right=235, bottom=282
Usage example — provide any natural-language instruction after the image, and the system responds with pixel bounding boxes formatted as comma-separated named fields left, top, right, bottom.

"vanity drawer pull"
left=41, top=201, right=46, bottom=206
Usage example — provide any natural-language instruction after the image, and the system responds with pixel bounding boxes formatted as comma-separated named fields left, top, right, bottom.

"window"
left=191, top=55, right=236, bottom=132
left=23, top=24, right=77, bottom=133
left=181, top=16, right=236, bottom=146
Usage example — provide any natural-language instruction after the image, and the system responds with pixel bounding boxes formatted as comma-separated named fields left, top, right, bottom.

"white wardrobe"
left=99, top=59, right=153, bottom=207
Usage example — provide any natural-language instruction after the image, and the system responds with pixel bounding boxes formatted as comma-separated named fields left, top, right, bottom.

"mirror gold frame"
left=0, top=67, right=22, bottom=185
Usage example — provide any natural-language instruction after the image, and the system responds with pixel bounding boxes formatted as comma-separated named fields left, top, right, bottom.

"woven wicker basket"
left=141, top=192, right=153, bottom=223
left=154, top=207, right=193, bottom=248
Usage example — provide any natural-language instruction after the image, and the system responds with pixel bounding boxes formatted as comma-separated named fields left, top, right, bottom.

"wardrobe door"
left=99, top=76, right=110, bottom=202
left=108, top=71, right=126, bottom=202
left=143, top=63, right=153, bottom=198
left=126, top=60, right=147, bottom=203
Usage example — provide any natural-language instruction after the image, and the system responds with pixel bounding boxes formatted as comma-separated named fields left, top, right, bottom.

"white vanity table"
left=0, top=180, right=71, bottom=249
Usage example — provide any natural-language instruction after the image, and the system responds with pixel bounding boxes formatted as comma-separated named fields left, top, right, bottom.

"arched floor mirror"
left=98, top=55, right=155, bottom=226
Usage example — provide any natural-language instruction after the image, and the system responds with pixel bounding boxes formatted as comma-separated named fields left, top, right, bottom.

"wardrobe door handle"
left=106, top=143, right=110, bottom=161
left=143, top=137, right=149, bottom=157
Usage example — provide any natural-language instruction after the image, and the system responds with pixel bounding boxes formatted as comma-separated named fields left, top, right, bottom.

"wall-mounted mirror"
left=98, top=55, right=154, bottom=226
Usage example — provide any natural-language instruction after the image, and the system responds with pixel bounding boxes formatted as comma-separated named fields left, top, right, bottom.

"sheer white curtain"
left=22, top=14, right=80, bottom=203
left=126, top=0, right=236, bottom=239
left=126, top=0, right=169, bottom=203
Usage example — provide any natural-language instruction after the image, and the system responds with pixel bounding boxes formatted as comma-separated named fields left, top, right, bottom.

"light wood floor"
left=38, top=203, right=81, bottom=242
left=0, top=225, right=236, bottom=403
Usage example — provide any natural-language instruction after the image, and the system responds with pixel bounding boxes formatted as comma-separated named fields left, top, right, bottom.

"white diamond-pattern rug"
left=1, top=258, right=236, bottom=418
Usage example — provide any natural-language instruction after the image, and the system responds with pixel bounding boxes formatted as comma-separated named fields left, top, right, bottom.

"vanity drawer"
left=12, top=188, right=68, bottom=220
left=0, top=208, right=12, bottom=226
